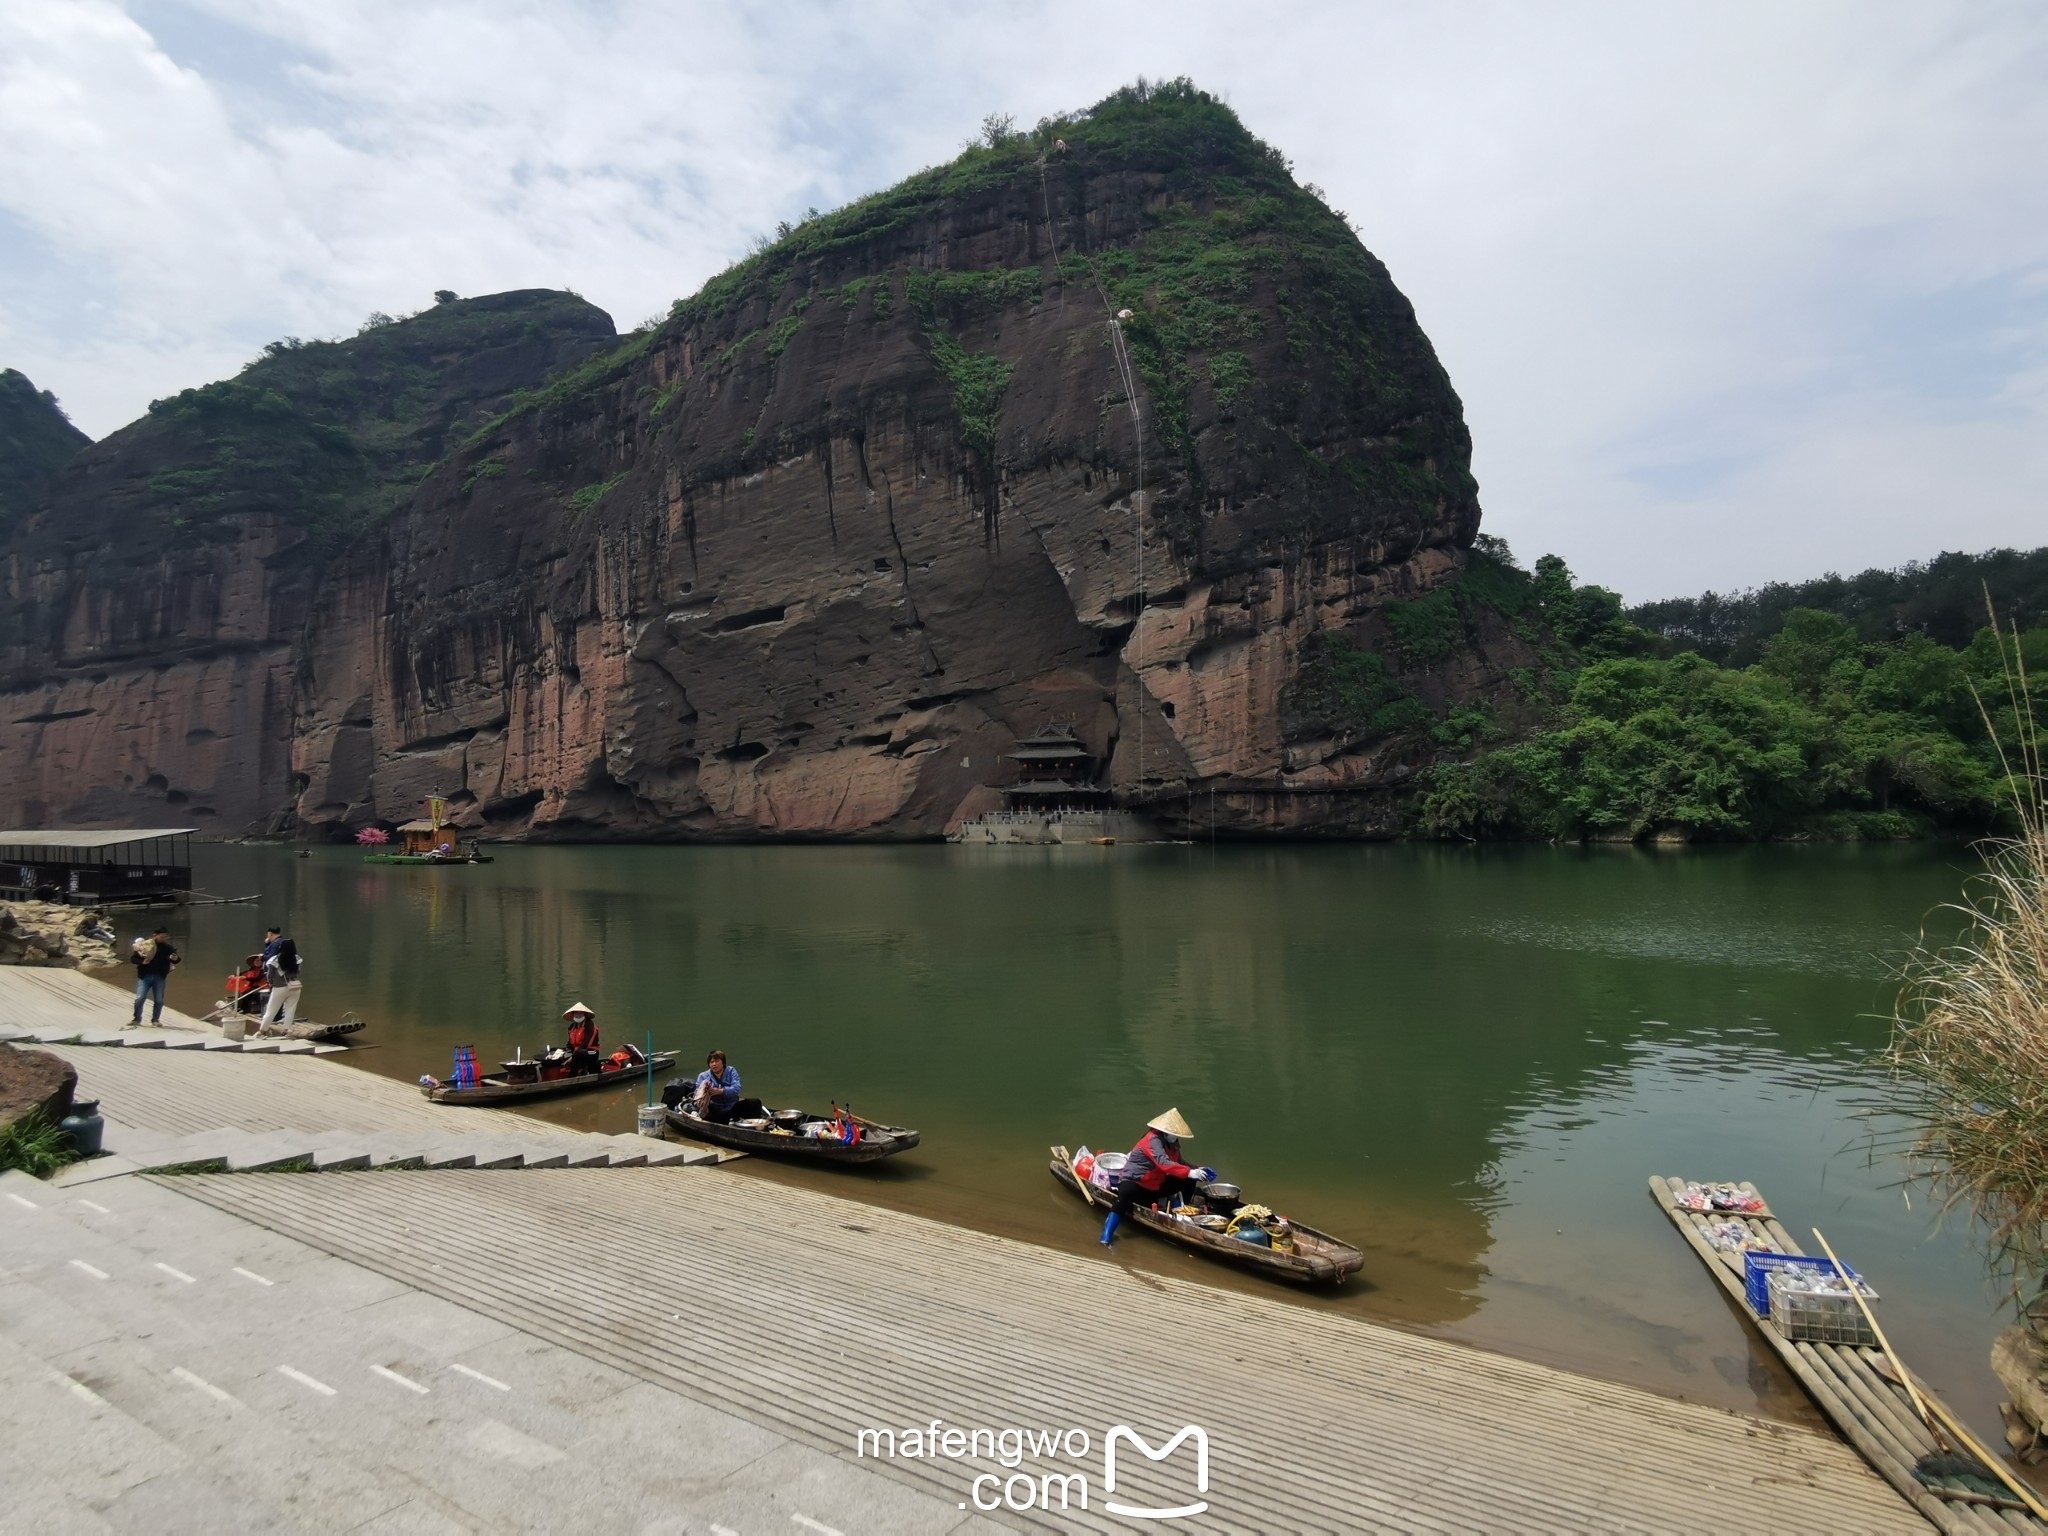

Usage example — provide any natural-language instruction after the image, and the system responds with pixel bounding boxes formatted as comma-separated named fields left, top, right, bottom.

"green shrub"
left=765, top=298, right=811, bottom=360
left=1281, top=632, right=1427, bottom=740
left=567, top=473, right=626, bottom=515
left=0, top=1108, right=78, bottom=1179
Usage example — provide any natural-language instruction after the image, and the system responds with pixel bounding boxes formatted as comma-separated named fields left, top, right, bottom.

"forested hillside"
left=1629, top=546, right=2048, bottom=662
left=1421, top=544, right=2045, bottom=841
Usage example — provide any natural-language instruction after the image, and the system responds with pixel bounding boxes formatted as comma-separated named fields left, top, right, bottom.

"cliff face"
left=0, top=370, right=89, bottom=536
left=0, top=294, right=614, bottom=830
left=2, top=83, right=1538, bottom=840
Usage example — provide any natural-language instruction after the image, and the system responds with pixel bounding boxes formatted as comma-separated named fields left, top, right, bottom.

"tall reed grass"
left=1886, top=608, right=2048, bottom=1301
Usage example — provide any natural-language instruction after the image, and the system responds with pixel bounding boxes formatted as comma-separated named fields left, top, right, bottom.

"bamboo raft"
left=1651, top=1175, right=2048, bottom=1533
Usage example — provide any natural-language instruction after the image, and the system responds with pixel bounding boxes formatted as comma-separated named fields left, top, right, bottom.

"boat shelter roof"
left=0, top=828, right=195, bottom=850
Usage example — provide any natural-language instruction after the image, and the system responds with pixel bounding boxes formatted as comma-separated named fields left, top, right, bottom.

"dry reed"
left=1885, top=607, right=2047, bottom=1301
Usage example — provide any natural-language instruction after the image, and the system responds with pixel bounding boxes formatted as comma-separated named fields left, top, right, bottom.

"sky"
left=1, top=1, right=2043, bottom=601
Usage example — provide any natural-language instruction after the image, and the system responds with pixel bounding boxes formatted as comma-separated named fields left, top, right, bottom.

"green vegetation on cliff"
left=0, top=369, right=89, bottom=535
left=467, top=78, right=1470, bottom=568
left=132, top=291, right=612, bottom=550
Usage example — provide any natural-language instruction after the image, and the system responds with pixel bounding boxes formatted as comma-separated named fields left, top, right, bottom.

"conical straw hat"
left=1146, top=1107, right=1193, bottom=1139
left=561, top=1002, right=596, bottom=1019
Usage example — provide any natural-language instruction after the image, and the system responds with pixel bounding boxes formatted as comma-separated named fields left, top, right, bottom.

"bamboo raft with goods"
left=1650, top=1175, right=2048, bottom=1533
left=201, top=1003, right=367, bottom=1044
left=1052, top=1144, right=1364, bottom=1285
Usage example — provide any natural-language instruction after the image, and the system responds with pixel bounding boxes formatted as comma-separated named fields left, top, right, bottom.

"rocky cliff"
left=0, top=293, right=614, bottom=829
left=0, top=370, right=88, bottom=535
left=2, top=81, right=1542, bottom=840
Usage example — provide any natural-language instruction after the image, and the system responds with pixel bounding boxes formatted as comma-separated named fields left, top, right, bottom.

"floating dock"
left=1652, top=1174, right=2048, bottom=1533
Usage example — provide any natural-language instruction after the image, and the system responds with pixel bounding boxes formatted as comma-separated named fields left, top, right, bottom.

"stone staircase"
left=0, top=1025, right=346, bottom=1055
left=53, top=1125, right=721, bottom=1185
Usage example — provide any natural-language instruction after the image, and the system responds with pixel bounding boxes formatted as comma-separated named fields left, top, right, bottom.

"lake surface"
left=144, top=840, right=2014, bottom=1439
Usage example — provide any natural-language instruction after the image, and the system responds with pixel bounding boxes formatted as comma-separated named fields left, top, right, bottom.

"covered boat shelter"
left=0, top=828, right=196, bottom=905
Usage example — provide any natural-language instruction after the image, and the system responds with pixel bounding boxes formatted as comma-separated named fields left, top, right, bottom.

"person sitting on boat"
left=1101, top=1108, right=1215, bottom=1246
left=693, top=1050, right=742, bottom=1122
left=562, top=1003, right=601, bottom=1075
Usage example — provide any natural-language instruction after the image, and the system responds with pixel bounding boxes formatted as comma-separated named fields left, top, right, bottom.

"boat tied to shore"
left=1051, top=1143, right=1365, bottom=1285
left=665, top=1099, right=921, bottom=1164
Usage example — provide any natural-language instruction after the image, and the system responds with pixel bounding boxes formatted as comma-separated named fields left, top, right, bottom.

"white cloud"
left=0, top=0, right=2042, bottom=600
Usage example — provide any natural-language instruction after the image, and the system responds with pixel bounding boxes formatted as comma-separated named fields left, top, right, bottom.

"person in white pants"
left=258, top=938, right=304, bottom=1031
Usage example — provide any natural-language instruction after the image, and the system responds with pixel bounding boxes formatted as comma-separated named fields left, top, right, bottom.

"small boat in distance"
left=1050, top=1143, right=1364, bottom=1285
left=667, top=1102, right=921, bottom=1164
left=361, top=796, right=494, bottom=865
left=423, top=1047, right=677, bottom=1105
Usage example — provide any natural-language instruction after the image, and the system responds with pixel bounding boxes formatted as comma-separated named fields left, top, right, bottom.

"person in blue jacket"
left=693, top=1049, right=743, bottom=1122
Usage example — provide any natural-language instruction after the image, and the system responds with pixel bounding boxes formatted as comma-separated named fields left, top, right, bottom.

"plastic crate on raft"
left=1767, top=1270, right=1879, bottom=1345
left=1743, top=1252, right=1877, bottom=1342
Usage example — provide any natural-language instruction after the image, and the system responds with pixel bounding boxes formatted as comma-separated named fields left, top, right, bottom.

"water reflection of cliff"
left=179, top=841, right=1960, bottom=1350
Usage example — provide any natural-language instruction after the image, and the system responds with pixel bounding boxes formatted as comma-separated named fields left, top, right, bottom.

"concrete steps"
left=118, top=1125, right=720, bottom=1173
left=0, top=1024, right=348, bottom=1054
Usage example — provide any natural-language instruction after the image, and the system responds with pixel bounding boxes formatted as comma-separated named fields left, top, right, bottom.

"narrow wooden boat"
left=666, top=1104, right=920, bottom=1164
left=423, top=1052, right=677, bottom=1105
left=1050, top=1144, right=1364, bottom=1286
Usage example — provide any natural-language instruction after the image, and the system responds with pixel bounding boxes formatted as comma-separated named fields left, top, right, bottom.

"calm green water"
left=146, top=841, right=2013, bottom=1436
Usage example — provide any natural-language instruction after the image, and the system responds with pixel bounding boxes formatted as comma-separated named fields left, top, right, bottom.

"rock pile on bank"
left=0, top=902, right=118, bottom=968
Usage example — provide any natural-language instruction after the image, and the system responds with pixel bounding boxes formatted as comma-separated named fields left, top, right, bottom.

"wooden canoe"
left=422, top=1052, right=677, bottom=1105
left=665, top=1105, right=920, bottom=1164
left=1050, top=1144, right=1364, bottom=1286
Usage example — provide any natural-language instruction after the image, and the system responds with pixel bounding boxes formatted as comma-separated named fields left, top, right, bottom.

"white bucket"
left=635, top=1103, right=666, bottom=1139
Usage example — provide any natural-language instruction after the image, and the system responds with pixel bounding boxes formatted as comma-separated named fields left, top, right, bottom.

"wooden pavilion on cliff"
left=998, top=724, right=1111, bottom=816
left=0, top=828, right=196, bottom=905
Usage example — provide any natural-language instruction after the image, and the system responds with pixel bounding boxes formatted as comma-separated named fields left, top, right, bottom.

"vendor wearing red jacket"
left=1102, top=1108, right=1214, bottom=1246
left=563, top=1002, right=601, bottom=1076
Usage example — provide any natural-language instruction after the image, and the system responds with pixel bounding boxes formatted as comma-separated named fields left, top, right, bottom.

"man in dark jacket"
left=128, top=926, right=179, bottom=1027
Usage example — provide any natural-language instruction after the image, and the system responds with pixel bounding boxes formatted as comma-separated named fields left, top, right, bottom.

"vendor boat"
left=422, top=1046, right=677, bottom=1105
left=1050, top=1144, right=1364, bottom=1285
left=363, top=796, right=495, bottom=865
left=665, top=1101, right=920, bottom=1165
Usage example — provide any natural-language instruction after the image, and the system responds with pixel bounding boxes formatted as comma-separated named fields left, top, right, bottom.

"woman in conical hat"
left=561, top=1002, right=600, bottom=1072
left=1102, top=1107, right=1214, bottom=1246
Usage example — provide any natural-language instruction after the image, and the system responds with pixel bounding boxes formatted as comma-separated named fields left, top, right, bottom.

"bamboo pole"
left=1813, top=1227, right=1934, bottom=1428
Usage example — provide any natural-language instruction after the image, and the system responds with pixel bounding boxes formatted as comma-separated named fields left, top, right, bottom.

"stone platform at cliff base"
left=0, top=968, right=1932, bottom=1531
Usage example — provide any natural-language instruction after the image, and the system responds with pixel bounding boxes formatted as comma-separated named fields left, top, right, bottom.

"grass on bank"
left=0, top=1108, right=79, bottom=1179
left=1884, top=609, right=2048, bottom=1302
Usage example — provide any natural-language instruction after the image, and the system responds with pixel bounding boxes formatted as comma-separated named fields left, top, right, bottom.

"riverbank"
left=0, top=968, right=1928, bottom=1530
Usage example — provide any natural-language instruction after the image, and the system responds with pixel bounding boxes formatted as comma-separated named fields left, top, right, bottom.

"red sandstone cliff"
left=2, top=84, right=1538, bottom=841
